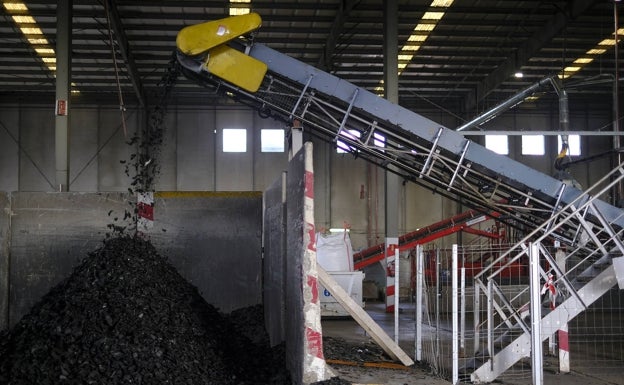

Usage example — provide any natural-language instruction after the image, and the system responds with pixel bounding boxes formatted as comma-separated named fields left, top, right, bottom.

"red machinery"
left=352, top=209, right=528, bottom=286
left=353, top=209, right=501, bottom=270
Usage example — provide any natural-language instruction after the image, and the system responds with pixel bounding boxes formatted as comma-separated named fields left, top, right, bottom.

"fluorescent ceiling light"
left=422, top=12, right=444, bottom=20
left=229, top=0, right=251, bottom=16
left=12, top=15, right=35, bottom=23
left=4, top=0, right=78, bottom=93
left=598, top=38, right=616, bottom=46
left=35, top=47, right=54, bottom=55
left=377, top=0, right=455, bottom=95
left=408, top=34, right=427, bottom=42
left=573, top=58, right=593, bottom=64
left=20, top=27, right=43, bottom=35
left=557, top=26, right=624, bottom=80
left=3, top=2, right=26, bottom=11
left=414, top=23, right=436, bottom=32
left=5, top=4, right=49, bottom=59
left=27, top=37, right=47, bottom=44
left=587, top=48, right=607, bottom=55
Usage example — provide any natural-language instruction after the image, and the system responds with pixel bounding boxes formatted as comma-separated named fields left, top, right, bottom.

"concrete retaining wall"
left=148, top=191, right=263, bottom=313
left=0, top=192, right=10, bottom=331
left=265, top=143, right=332, bottom=385
left=263, top=174, right=286, bottom=346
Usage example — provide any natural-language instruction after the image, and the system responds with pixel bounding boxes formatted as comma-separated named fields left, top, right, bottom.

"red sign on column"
left=56, top=99, right=68, bottom=116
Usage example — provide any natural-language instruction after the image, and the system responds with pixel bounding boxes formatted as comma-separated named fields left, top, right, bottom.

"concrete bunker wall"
left=0, top=191, right=262, bottom=331
left=263, top=143, right=332, bottom=384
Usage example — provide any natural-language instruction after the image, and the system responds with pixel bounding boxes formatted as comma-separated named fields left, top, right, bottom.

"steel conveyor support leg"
left=529, top=242, right=544, bottom=385
left=415, top=245, right=423, bottom=362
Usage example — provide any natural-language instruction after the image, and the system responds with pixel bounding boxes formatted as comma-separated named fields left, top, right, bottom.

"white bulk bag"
left=316, top=231, right=354, bottom=272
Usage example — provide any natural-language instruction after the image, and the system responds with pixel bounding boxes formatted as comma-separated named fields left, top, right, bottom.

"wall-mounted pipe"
left=456, top=76, right=556, bottom=132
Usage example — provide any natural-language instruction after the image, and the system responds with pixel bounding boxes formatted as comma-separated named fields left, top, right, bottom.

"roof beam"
left=105, top=0, right=146, bottom=107
left=463, top=0, right=596, bottom=115
left=317, top=0, right=359, bottom=71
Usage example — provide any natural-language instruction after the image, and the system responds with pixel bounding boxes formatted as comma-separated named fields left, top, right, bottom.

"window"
left=223, top=128, right=247, bottom=152
left=337, top=129, right=361, bottom=153
left=374, top=132, right=386, bottom=148
left=261, top=129, right=284, bottom=152
left=485, top=135, right=508, bottom=155
left=558, top=135, right=581, bottom=156
left=521, top=135, right=545, bottom=155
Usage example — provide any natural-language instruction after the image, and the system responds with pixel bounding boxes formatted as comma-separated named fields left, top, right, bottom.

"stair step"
left=576, top=274, right=596, bottom=282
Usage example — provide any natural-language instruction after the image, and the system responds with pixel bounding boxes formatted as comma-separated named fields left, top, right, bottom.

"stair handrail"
left=474, top=162, right=624, bottom=282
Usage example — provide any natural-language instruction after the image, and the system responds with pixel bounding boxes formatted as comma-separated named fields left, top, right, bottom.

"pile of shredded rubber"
left=0, top=237, right=291, bottom=384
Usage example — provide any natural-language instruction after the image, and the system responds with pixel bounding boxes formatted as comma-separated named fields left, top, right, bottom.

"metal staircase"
left=175, top=18, right=624, bottom=382
left=469, top=165, right=624, bottom=383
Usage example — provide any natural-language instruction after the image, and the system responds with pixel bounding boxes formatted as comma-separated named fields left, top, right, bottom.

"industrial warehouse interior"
left=1, top=1, right=624, bottom=384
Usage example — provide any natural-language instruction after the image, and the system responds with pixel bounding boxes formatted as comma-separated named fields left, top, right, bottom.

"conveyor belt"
left=176, top=34, right=624, bottom=249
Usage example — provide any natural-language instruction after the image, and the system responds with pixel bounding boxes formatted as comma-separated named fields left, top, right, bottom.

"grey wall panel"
left=285, top=146, right=305, bottom=384
left=1, top=102, right=622, bottom=256
left=97, top=108, right=138, bottom=191
left=8, top=192, right=128, bottom=326
left=0, top=107, right=19, bottom=192
left=147, top=191, right=263, bottom=313
left=19, top=108, right=55, bottom=191
left=331, top=155, right=369, bottom=248
left=176, top=109, right=216, bottom=190
left=252, top=115, right=288, bottom=191
left=0, top=192, right=10, bottom=330
left=263, top=174, right=286, bottom=346
left=154, top=109, right=178, bottom=191
left=69, top=108, right=99, bottom=191
left=312, top=138, right=331, bottom=231
left=215, top=109, right=254, bottom=191
left=6, top=191, right=262, bottom=327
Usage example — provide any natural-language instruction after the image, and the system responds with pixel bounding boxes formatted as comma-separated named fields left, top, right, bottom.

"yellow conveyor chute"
left=176, top=13, right=267, bottom=92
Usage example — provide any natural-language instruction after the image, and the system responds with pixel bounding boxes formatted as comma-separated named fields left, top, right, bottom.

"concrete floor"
left=322, top=301, right=451, bottom=385
left=321, top=302, right=622, bottom=385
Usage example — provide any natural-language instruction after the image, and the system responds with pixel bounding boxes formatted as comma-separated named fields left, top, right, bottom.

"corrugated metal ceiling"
left=0, top=0, right=621, bottom=119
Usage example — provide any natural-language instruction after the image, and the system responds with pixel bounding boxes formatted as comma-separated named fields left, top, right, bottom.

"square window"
left=337, top=129, right=361, bottom=153
left=261, top=129, right=284, bottom=152
left=558, top=135, right=581, bottom=156
left=521, top=135, right=545, bottom=155
left=485, top=135, right=508, bottom=155
left=374, top=132, right=386, bottom=148
left=223, top=128, right=247, bottom=152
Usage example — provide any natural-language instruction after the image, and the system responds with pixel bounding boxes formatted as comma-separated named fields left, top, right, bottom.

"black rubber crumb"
left=0, top=236, right=293, bottom=385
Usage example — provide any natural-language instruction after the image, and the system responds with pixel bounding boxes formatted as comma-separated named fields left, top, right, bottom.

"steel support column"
left=529, top=243, right=544, bottom=385
left=415, top=244, right=423, bottom=361
left=55, top=0, right=71, bottom=191
left=383, top=0, right=399, bottom=239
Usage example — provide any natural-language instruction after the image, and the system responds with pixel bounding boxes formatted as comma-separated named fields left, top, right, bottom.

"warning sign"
left=55, top=99, right=68, bottom=116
